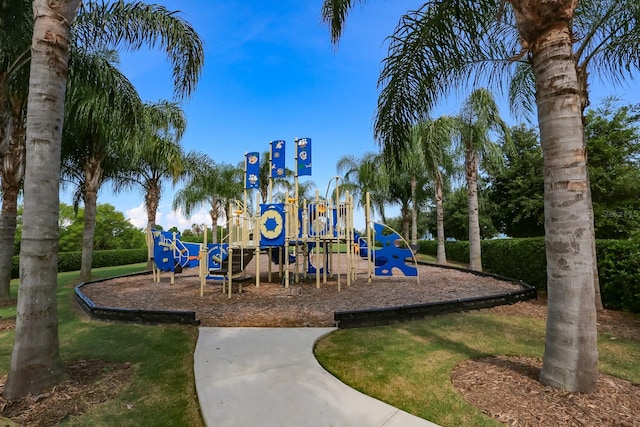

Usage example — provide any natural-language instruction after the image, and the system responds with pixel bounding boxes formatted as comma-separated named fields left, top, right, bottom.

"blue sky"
left=67, top=0, right=640, bottom=231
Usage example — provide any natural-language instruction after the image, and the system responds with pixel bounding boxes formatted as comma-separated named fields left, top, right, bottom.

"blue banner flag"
left=296, top=137, right=312, bottom=176
left=271, top=140, right=286, bottom=178
left=245, top=152, right=260, bottom=189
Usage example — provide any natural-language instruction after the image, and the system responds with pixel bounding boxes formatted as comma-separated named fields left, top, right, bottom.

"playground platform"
left=194, top=327, right=439, bottom=427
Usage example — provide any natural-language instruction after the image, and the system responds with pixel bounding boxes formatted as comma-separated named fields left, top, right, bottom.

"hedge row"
left=11, top=248, right=148, bottom=279
left=418, top=238, right=640, bottom=313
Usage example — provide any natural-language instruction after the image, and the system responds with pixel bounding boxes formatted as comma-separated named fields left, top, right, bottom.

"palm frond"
left=320, top=0, right=367, bottom=44
left=374, top=0, right=520, bottom=156
left=74, top=0, right=204, bottom=99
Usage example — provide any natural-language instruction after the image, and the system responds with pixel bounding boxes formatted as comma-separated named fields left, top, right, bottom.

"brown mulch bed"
left=79, top=255, right=527, bottom=327
left=452, top=355, right=640, bottom=427
left=0, top=360, right=134, bottom=427
left=1, top=257, right=639, bottom=426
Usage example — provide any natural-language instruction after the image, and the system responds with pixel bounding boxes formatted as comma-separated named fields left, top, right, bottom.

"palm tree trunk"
left=145, top=183, right=160, bottom=269
left=435, top=172, right=447, bottom=264
left=410, top=174, right=418, bottom=246
left=145, top=183, right=160, bottom=229
left=209, top=207, right=219, bottom=244
left=0, top=128, right=25, bottom=300
left=576, top=68, right=603, bottom=312
left=79, top=154, right=103, bottom=281
left=466, top=149, right=482, bottom=271
left=4, top=0, right=82, bottom=400
left=401, top=204, right=410, bottom=243
left=0, top=187, right=19, bottom=301
left=80, top=189, right=98, bottom=281
left=532, top=24, right=598, bottom=393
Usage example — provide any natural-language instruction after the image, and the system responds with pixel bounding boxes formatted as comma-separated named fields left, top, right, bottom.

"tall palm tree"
left=456, top=89, right=510, bottom=271
left=5, top=0, right=204, bottom=399
left=3, top=0, right=83, bottom=401
left=412, top=117, right=457, bottom=264
left=120, top=101, right=190, bottom=230
left=173, top=159, right=244, bottom=244
left=62, top=49, right=143, bottom=281
left=0, top=0, right=31, bottom=301
left=0, top=0, right=206, bottom=295
left=384, top=129, right=426, bottom=247
left=321, top=0, right=609, bottom=393
left=506, top=0, right=640, bottom=312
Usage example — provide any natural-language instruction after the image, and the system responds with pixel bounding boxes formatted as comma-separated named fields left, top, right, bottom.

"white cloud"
left=165, top=207, right=212, bottom=232
left=126, top=203, right=148, bottom=229
left=127, top=202, right=230, bottom=232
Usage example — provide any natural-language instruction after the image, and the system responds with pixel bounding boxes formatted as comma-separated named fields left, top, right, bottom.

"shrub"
left=481, top=238, right=546, bottom=288
left=418, top=237, right=640, bottom=313
left=11, top=248, right=148, bottom=279
left=596, top=240, right=640, bottom=313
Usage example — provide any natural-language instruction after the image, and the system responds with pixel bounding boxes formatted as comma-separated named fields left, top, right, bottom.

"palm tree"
left=5, top=0, right=204, bottom=399
left=120, top=101, right=190, bottom=230
left=456, top=89, right=510, bottom=271
left=336, top=152, right=389, bottom=222
left=386, top=157, right=430, bottom=243
left=412, top=117, right=457, bottom=264
left=62, top=49, right=143, bottom=281
left=506, top=0, right=640, bottom=312
left=0, top=0, right=206, bottom=295
left=3, top=0, right=83, bottom=401
left=321, top=0, right=606, bottom=393
left=384, top=129, right=426, bottom=247
left=0, top=0, right=31, bottom=301
left=173, top=159, right=244, bottom=244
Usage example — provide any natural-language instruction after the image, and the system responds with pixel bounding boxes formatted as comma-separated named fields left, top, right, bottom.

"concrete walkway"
left=194, top=327, right=440, bottom=427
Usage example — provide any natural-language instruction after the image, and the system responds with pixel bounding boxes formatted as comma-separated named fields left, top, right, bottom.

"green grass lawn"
left=0, top=264, right=204, bottom=426
left=2, top=263, right=638, bottom=426
left=315, top=312, right=640, bottom=426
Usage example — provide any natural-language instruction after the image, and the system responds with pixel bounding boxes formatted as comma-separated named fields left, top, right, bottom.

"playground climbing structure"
left=147, top=137, right=419, bottom=298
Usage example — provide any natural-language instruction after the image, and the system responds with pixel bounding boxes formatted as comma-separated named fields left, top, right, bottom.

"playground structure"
left=147, top=138, right=419, bottom=298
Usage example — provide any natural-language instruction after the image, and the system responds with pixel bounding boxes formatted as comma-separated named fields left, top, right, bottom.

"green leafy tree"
left=58, top=203, right=145, bottom=252
left=437, top=186, right=498, bottom=241
left=585, top=101, right=640, bottom=238
left=384, top=125, right=435, bottom=247
left=336, top=152, right=389, bottom=222
left=488, top=105, right=640, bottom=239
left=64, top=0, right=204, bottom=281
left=119, top=101, right=190, bottom=230
left=487, top=125, right=545, bottom=237
left=62, top=49, right=143, bottom=281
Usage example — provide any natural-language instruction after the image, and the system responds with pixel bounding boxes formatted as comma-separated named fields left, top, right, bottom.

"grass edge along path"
left=314, top=312, right=640, bottom=427
left=0, top=263, right=204, bottom=427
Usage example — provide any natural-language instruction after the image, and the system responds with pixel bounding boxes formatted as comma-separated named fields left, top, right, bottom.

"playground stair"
left=208, top=248, right=255, bottom=277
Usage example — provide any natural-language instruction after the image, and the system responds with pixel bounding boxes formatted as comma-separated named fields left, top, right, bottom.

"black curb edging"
left=75, top=271, right=200, bottom=326
left=75, top=261, right=535, bottom=328
left=334, top=261, right=537, bottom=329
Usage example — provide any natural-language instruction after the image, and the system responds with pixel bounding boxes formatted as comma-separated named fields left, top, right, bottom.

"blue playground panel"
left=152, top=229, right=182, bottom=272
left=151, top=229, right=204, bottom=272
left=371, top=223, right=417, bottom=277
